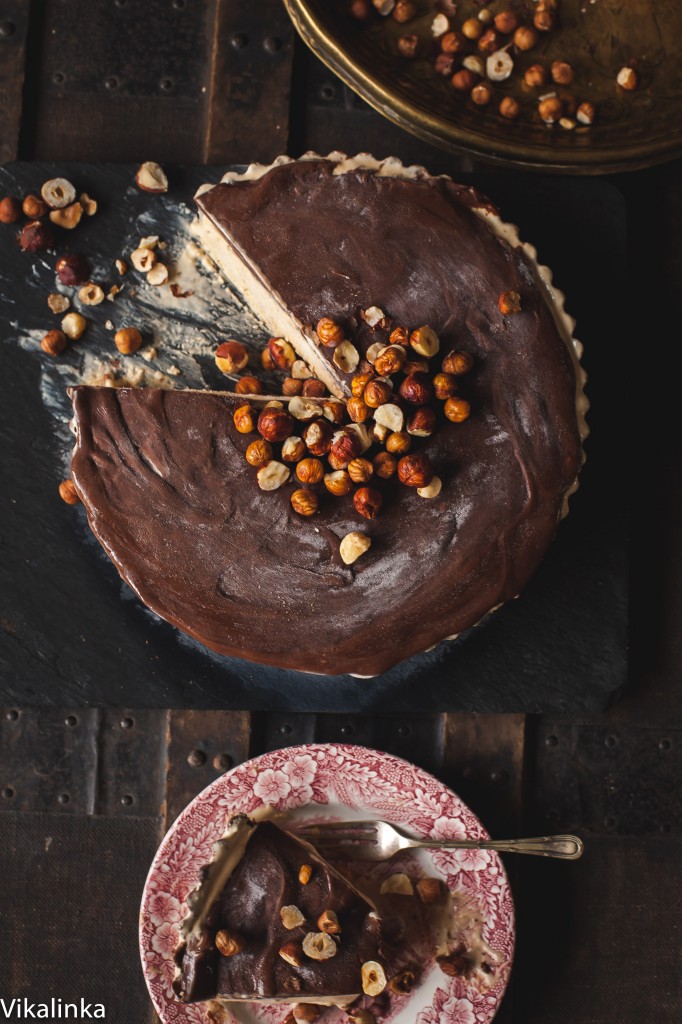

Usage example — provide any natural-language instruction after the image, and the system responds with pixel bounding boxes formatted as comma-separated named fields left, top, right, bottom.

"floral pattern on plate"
left=140, top=744, right=514, bottom=1024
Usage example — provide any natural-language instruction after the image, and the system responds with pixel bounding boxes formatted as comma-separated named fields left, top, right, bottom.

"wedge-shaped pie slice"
left=174, top=815, right=382, bottom=1005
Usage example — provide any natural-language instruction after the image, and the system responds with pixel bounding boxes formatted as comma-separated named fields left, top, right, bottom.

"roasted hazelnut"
left=268, top=336, right=296, bottom=370
left=80, top=192, right=97, bottom=216
left=617, top=66, right=638, bottom=91
left=59, top=479, right=81, bottom=505
left=324, top=469, right=353, bottom=496
left=41, top=177, right=76, bottom=209
left=373, top=451, right=397, bottom=479
left=61, top=311, right=87, bottom=340
left=330, top=429, right=362, bottom=467
left=440, top=31, right=466, bottom=54
left=399, top=372, right=433, bottom=405
left=432, top=371, right=458, bottom=399
left=234, top=404, right=256, bottom=434
left=534, top=8, right=555, bottom=31
left=499, top=289, right=521, bottom=314
left=245, top=439, right=273, bottom=467
left=514, top=25, right=537, bottom=50
left=56, top=253, right=89, bottom=286
left=407, top=406, right=437, bottom=437
left=577, top=101, right=596, bottom=125
left=339, top=531, right=371, bottom=565
left=49, top=201, right=83, bottom=230
left=235, top=375, right=263, bottom=395
left=134, top=161, right=168, bottom=193
left=524, top=63, right=547, bottom=88
left=398, top=453, right=433, bottom=487
left=282, top=377, right=303, bottom=396
left=47, top=293, right=69, bottom=314
left=444, top=397, right=471, bottom=422
left=351, top=371, right=374, bottom=398
left=397, top=33, right=419, bottom=58
left=478, top=28, right=500, bottom=53
left=333, top=340, right=360, bottom=374
left=389, top=970, right=416, bottom=994
left=416, top=877, right=444, bottom=904
left=323, top=399, right=346, bottom=425
left=302, top=379, right=326, bottom=398
left=130, top=247, right=157, bottom=273
left=361, top=961, right=387, bottom=996
left=387, top=326, right=407, bottom=347
left=257, top=460, right=291, bottom=490
left=280, top=904, right=306, bottom=929
left=471, top=81, right=494, bottom=105
left=452, top=69, right=478, bottom=92
left=215, top=929, right=246, bottom=957
left=291, top=489, right=319, bottom=517
left=410, top=325, right=439, bottom=357
left=442, top=350, right=473, bottom=375
left=347, top=396, right=370, bottom=423
left=494, top=9, right=518, bottom=33
left=41, top=329, right=67, bottom=356
left=303, top=419, right=333, bottom=456
left=374, top=345, right=406, bottom=377
left=292, top=359, right=312, bottom=380
left=296, top=457, right=325, bottom=485
left=435, top=53, right=455, bottom=77
left=363, top=378, right=392, bottom=408
left=354, top=486, right=382, bottom=520
left=257, top=407, right=295, bottom=442
left=302, top=932, right=337, bottom=961
left=147, top=261, right=169, bottom=286
left=392, top=0, right=416, bottom=22
left=437, top=950, right=471, bottom=978
left=487, top=49, right=514, bottom=82
left=552, top=60, right=574, bottom=85
left=348, top=458, right=374, bottom=484
left=298, top=864, right=313, bottom=885
left=20, top=220, right=55, bottom=253
left=403, top=358, right=430, bottom=375
left=386, top=431, right=411, bottom=454
left=500, top=96, right=520, bottom=119
left=317, top=909, right=342, bottom=934
left=316, top=317, right=344, bottom=347
left=22, top=194, right=48, bottom=218
left=115, top=327, right=143, bottom=354
left=279, top=942, right=304, bottom=967
left=478, top=6, right=493, bottom=23
left=281, top=436, right=306, bottom=463
left=462, top=17, right=483, bottom=40
left=419, top=474, right=443, bottom=499
left=78, top=282, right=105, bottom=306
left=215, top=340, right=249, bottom=374
left=261, top=346, right=275, bottom=372
left=0, top=196, right=22, bottom=223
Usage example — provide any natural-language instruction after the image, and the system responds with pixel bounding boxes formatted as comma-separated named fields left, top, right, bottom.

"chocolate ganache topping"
left=69, top=156, right=584, bottom=676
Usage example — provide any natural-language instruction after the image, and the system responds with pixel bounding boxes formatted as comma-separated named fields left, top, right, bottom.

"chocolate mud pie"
left=69, top=152, right=587, bottom=676
left=174, top=815, right=382, bottom=1005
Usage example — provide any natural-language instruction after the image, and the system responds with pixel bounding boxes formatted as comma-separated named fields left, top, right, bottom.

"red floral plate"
left=140, top=744, right=515, bottom=1024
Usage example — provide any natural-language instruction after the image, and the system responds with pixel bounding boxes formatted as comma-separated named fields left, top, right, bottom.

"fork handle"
left=411, top=834, right=584, bottom=860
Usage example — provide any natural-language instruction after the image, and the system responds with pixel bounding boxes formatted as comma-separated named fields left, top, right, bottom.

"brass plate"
left=285, top=0, right=682, bottom=174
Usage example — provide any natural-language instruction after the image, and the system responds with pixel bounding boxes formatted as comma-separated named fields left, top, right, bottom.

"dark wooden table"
left=1, top=3, right=680, bottom=1023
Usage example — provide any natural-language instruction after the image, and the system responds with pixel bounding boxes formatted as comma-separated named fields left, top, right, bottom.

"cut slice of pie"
left=174, top=815, right=382, bottom=1005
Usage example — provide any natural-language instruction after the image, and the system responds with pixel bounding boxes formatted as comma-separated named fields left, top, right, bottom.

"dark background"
left=0, top=2, right=680, bottom=1023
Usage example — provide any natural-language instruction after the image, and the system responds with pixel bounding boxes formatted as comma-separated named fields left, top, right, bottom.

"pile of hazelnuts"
left=219, top=318, right=474, bottom=522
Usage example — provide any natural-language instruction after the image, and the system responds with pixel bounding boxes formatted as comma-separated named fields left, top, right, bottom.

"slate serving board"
left=0, top=163, right=626, bottom=712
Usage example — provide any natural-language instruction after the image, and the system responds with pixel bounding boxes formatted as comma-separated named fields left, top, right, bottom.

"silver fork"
left=294, top=820, right=584, bottom=860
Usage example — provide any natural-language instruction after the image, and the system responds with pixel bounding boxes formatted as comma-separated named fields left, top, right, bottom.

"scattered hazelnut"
left=514, top=25, right=537, bottom=50
left=296, top=458, right=325, bottom=485
left=292, top=1006, right=323, bottom=1024
left=435, top=53, right=455, bottom=77
left=347, top=396, right=370, bottom=423
left=234, top=404, right=257, bottom=434
left=373, top=451, right=397, bottom=479
left=361, top=305, right=385, bottom=327
left=444, top=397, right=471, bottom=423
left=324, top=470, right=353, bottom=496
left=22, top=194, right=48, bottom=218
left=302, top=379, right=327, bottom=398
left=0, top=196, right=22, bottom=223
left=346, top=421, right=372, bottom=453
left=290, top=396, right=325, bottom=422
left=380, top=873, right=414, bottom=895
left=339, top=531, right=371, bottom=565
left=215, top=929, right=246, bottom=957
left=302, top=932, right=337, bottom=961
left=245, top=439, right=273, bottom=467
left=432, top=371, right=458, bottom=399
left=279, top=942, right=304, bottom=967
left=363, top=379, right=392, bottom=408
left=397, top=33, right=419, bottom=58
left=418, top=475, right=443, bottom=498
left=292, top=359, right=313, bottom=380
left=298, top=864, right=313, bottom=885
left=330, top=429, right=362, bottom=466
left=20, top=220, right=55, bottom=253
left=348, top=458, right=374, bottom=484
left=442, top=350, right=473, bottom=375
left=551, top=60, right=574, bottom=85
left=440, top=30, right=466, bottom=54
left=388, top=970, right=416, bottom=994
left=281, top=436, right=306, bottom=463
left=499, top=289, right=521, bottom=314
left=577, top=101, right=596, bottom=125
left=617, top=66, right=638, bottom=91
left=56, top=253, right=89, bottom=286
left=283, top=378, right=303, bottom=396
left=316, top=316, right=344, bottom=348
left=374, top=345, right=406, bottom=377
left=373, top=402, right=404, bottom=433
left=392, top=0, right=416, bottom=22
left=261, top=346, right=275, bottom=372
left=78, top=282, right=105, bottom=306
left=500, top=96, right=521, bottom=119
left=317, top=909, right=341, bottom=934
left=494, top=9, right=518, bottom=33
left=235, top=375, right=263, bottom=395
left=398, top=453, right=433, bottom=487
left=354, top=486, right=383, bottom=520
left=437, top=950, right=472, bottom=978
left=114, top=327, right=143, bottom=354
left=351, top=371, right=374, bottom=398
left=471, top=81, right=494, bottom=105
left=416, top=877, right=444, bottom=904
left=559, top=117, right=576, bottom=131
left=323, top=399, right=345, bottom=424
left=462, top=17, right=483, bottom=40
left=487, top=50, right=514, bottom=81
left=214, top=340, right=250, bottom=375
left=41, top=329, right=67, bottom=357
left=347, top=1011, right=373, bottom=1024
left=524, top=63, right=547, bottom=88
left=130, top=247, right=157, bottom=273
left=268, top=336, right=296, bottom=370
left=41, top=178, right=76, bottom=209
left=258, top=407, right=295, bottom=442
left=361, top=961, right=387, bottom=997
left=534, top=9, right=556, bottom=31
left=303, top=419, right=333, bottom=456
left=399, top=372, right=433, bottom=405
left=291, top=489, right=319, bottom=517
left=478, top=28, right=500, bottom=53
left=256, top=461, right=291, bottom=491
left=431, top=12, right=449, bottom=36
left=403, top=358, right=429, bottom=375
left=452, top=69, right=478, bottom=92
left=386, top=431, right=411, bottom=455
left=80, top=192, right=97, bottom=216
left=59, top=479, right=80, bottom=505
left=61, top=311, right=87, bottom=340
left=49, top=201, right=83, bottom=230
left=147, top=262, right=169, bottom=286
left=135, top=161, right=169, bottom=193
left=47, top=293, right=70, bottom=314
left=409, top=325, right=439, bottom=358
left=333, top=340, right=360, bottom=374
left=478, top=7, right=493, bottom=23
left=115, top=258, right=128, bottom=275
left=407, top=406, right=436, bottom=437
